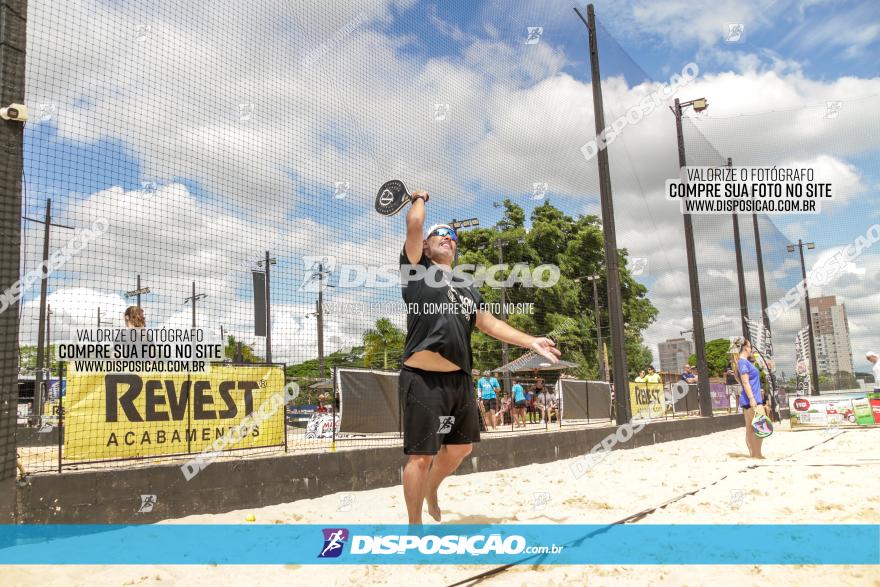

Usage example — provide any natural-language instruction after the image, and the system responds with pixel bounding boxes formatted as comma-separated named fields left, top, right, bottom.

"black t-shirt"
left=400, top=247, right=485, bottom=373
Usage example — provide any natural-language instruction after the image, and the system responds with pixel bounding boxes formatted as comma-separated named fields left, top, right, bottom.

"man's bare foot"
left=426, top=490, right=441, bottom=522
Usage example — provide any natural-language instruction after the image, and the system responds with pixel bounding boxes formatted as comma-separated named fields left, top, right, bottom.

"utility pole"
left=305, top=262, right=333, bottom=379
left=256, top=252, right=277, bottom=362
left=788, top=240, right=821, bottom=396
left=183, top=282, right=207, bottom=328
left=575, top=4, right=631, bottom=424
left=34, top=305, right=53, bottom=386
left=449, top=217, right=479, bottom=265
left=96, top=307, right=113, bottom=328
left=45, top=305, right=52, bottom=383
left=125, top=275, right=150, bottom=308
left=671, top=96, right=713, bottom=417
left=23, top=199, right=73, bottom=419
left=729, top=157, right=749, bottom=338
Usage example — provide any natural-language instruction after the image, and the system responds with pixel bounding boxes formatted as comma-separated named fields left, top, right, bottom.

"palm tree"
left=362, top=318, right=405, bottom=370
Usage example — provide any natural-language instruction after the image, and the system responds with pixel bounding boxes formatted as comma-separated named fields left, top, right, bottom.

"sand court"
left=5, top=423, right=879, bottom=586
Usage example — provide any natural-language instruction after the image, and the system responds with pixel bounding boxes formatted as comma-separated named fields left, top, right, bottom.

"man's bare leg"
left=404, top=455, right=433, bottom=525
left=425, top=444, right=472, bottom=522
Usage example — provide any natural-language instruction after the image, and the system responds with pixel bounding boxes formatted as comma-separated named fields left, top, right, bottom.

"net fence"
left=8, top=2, right=878, bottom=476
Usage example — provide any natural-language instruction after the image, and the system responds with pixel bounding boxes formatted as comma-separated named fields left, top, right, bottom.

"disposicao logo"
left=318, top=528, right=349, bottom=558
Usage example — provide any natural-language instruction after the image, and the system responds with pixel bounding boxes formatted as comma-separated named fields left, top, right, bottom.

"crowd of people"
left=475, top=370, right=560, bottom=430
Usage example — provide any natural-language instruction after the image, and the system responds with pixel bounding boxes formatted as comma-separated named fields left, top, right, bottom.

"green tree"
left=223, top=335, right=262, bottom=363
left=363, top=318, right=405, bottom=370
left=457, top=199, right=658, bottom=379
left=687, top=338, right=733, bottom=377
left=19, top=345, right=61, bottom=377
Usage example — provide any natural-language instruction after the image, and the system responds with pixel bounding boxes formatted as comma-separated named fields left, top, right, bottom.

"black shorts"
left=482, top=398, right=498, bottom=412
left=515, top=400, right=527, bottom=408
left=400, top=366, right=481, bottom=455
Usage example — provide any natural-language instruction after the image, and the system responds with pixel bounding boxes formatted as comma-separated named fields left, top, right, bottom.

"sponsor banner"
left=305, top=412, right=339, bottom=439
left=709, top=383, right=728, bottom=410
left=628, top=382, right=666, bottom=419
left=0, top=524, right=876, bottom=565
left=42, top=399, right=63, bottom=418
left=64, top=364, right=285, bottom=460
left=869, top=393, right=880, bottom=425
left=789, top=394, right=876, bottom=428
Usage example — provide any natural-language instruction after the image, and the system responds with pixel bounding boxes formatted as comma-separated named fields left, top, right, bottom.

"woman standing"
left=730, top=337, right=765, bottom=459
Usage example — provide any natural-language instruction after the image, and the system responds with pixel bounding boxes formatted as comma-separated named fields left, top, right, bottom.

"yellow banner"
left=42, top=399, right=62, bottom=417
left=64, top=364, right=285, bottom=460
left=629, top=382, right=666, bottom=419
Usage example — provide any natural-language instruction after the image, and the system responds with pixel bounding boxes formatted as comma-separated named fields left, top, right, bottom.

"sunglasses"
left=428, top=227, right=458, bottom=241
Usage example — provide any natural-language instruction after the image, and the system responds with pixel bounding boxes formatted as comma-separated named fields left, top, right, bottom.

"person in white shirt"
left=867, top=351, right=880, bottom=392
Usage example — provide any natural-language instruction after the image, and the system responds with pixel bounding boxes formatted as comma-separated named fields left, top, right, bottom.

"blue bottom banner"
left=1, top=524, right=878, bottom=565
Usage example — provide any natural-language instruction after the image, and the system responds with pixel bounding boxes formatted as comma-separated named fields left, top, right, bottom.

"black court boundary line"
left=446, top=430, right=849, bottom=587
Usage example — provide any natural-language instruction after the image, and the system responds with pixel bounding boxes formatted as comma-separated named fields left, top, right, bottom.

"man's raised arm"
left=475, top=311, right=561, bottom=364
left=404, top=189, right=429, bottom=264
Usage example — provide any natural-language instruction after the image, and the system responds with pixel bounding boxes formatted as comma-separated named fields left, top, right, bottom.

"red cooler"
left=869, top=393, right=880, bottom=425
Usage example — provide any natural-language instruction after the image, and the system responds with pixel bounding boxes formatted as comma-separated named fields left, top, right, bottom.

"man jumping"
left=398, top=188, right=560, bottom=524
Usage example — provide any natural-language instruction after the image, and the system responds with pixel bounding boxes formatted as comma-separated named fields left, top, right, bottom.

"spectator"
left=535, top=386, right=548, bottom=423
left=867, top=352, right=880, bottom=392
left=546, top=387, right=559, bottom=423
left=512, top=377, right=527, bottom=427
left=476, top=370, right=498, bottom=431
left=645, top=366, right=661, bottom=384
left=634, top=370, right=647, bottom=383
left=124, top=306, right=145, bottom=328
left=496, top=394, right=512, bottom=427
left=316, top=393, right=329, bottom=413
left=491, top=371, right=502, bottom=396
left=524, top=385, right=538, bottom=424
left=681, top=365, right=697, bottom=383
left=725, top=367, right=738, bottom=385
left=534, top=374, right=545, bottom=395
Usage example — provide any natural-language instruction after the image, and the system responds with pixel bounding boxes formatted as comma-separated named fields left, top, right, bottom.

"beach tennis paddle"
left=375, top=180, right=412, bottom=216
left=751, top=412, right=773, bottom=438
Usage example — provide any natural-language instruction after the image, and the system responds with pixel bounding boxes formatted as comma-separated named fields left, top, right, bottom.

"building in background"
left=800, top=295, right=855, bottom=384
left=658, top=337, right=693, bottom=373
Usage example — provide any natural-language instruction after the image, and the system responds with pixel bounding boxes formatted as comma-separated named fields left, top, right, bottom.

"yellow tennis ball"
left=244, top=514, right=256, bottom=522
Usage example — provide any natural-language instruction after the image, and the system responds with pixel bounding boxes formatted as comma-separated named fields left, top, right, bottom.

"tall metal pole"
left=498, top=239, right=510, bottom=394
left=729, top=158, right=749, bottom=338
left=264, top=251, right=272, bottom=363
left=674, top=98, right=712, bottom=417
left=575, top=4, right=630, bottom=424
left=0, top=0, right=28, bottom=522
left=317, top=263, right=325, bottom=379
left=34, top=200, right=51, bottom=419
left=796, top=241, right=821, bottom=395
left=45, top=305, right=51, bottom=384
left=752, top=214, right=771, bottom=336
left=191, top=282, right=196, bottom=327
left=591, top=276, right=605, bottom=380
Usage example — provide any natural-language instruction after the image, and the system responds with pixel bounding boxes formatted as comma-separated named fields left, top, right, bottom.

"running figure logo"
left=138, top=494, right=157, bottom=513
left=438, top=416, right=455, bottom=434
left=318, top=528, right=349, bottom=558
